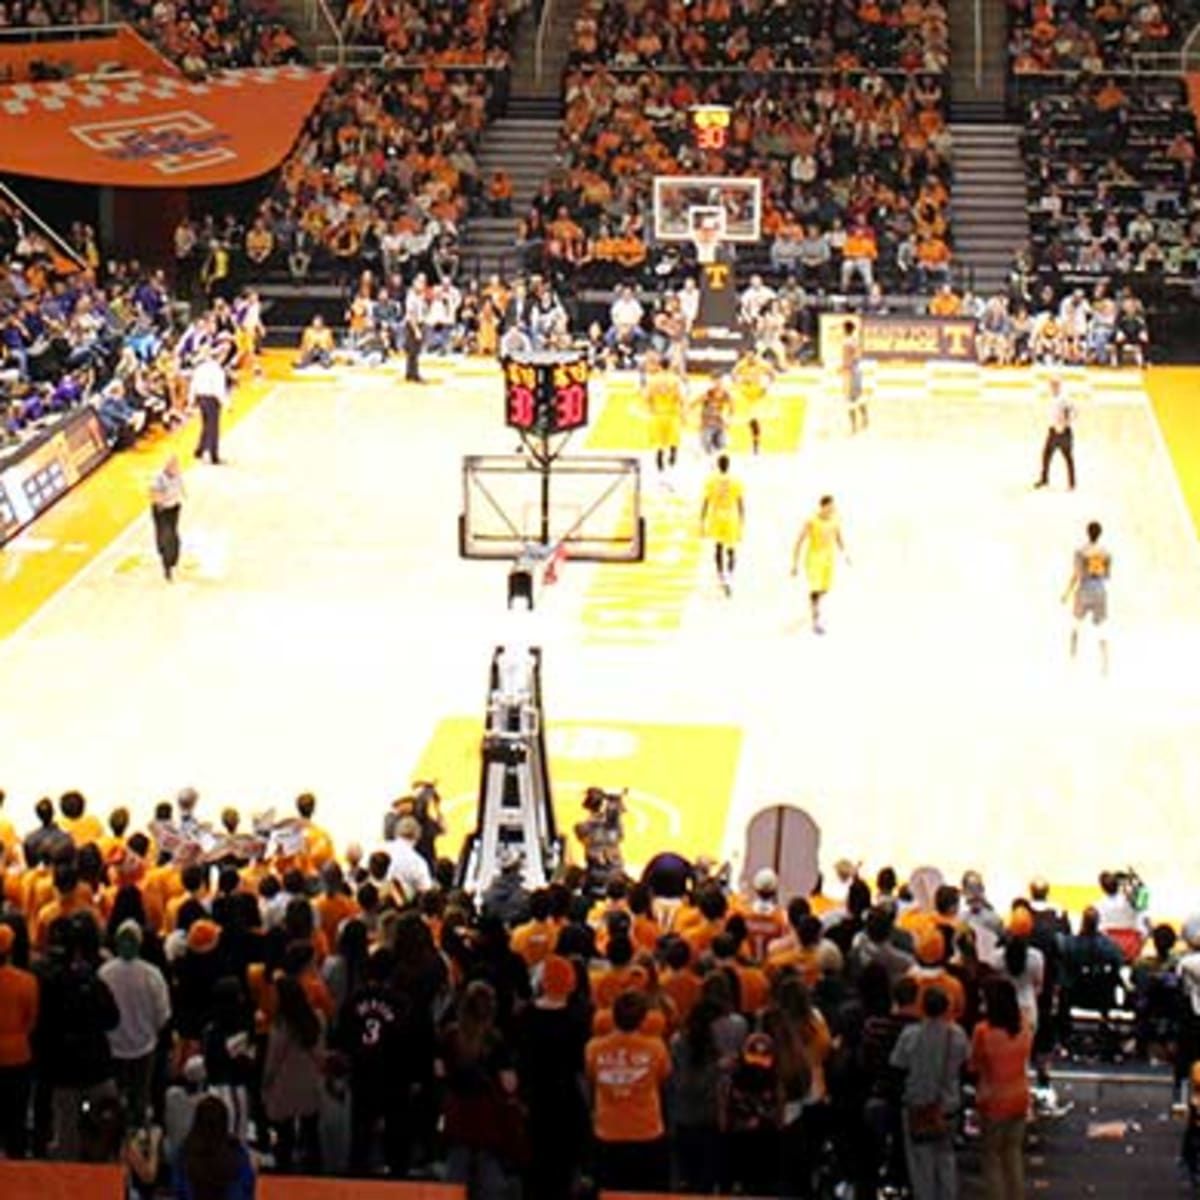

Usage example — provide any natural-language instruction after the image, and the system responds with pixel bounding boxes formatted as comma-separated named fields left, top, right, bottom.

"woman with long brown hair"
left=437, top=979, right=525, bottom=1200
left=764, top=971, right=831, bottom=1196
left=173, top=1095, right=254, bottom=1200
left=262, top=974, right=323, bottom=1174
left=969, top=977, right=1032, bottom=1200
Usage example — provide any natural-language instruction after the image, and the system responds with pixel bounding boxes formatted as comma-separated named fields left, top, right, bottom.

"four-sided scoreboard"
left=503, top=351, right=590, bottom=438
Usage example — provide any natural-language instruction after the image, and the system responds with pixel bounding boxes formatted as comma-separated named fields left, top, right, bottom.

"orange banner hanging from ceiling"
left=0, top=64, right=332, bottom=187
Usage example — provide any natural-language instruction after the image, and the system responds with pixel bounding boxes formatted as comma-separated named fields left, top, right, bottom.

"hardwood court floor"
left=2, top=357, right=1199, bottom=914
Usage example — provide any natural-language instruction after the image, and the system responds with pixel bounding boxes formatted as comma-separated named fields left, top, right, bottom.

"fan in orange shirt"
left=917, top=236, right=952, bottom=286
left=294, top=793, right=335, bottom=870
left=766, top=913, right=825, bottom=988
left=58, top=791, right=104, bottom=848
left=659, top=939, right=703, bottom=1024
left=585, top=990, right=672, bottom=1181
left=32, top=862, right=100, bottom=951
left=682, top=887, right=729, bottom=960
left=593, top=935, right=643, bottom=1010
left=95, top=807, right=131, bottom=867
left=927, top=282, right=962, bottom=317
left=912, top=927, right=966, bottom=1023
left=511, top=889, right=560, bottom=968
left=737, top=868, right=789, bottom=962
left=314, top=862, right=360, bottom=945
left=0, top=924, right=38, bottom=1074
left=0, top=792, right=19, bottom=870
left=713, top=932, right=771, bottom=1015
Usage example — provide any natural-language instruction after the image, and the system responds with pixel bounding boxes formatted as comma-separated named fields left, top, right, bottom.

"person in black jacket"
left=35, top=912, right=120, bottom=1160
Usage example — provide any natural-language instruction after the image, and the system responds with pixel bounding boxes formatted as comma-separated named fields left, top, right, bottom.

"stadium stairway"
left=460, top=113, right=561, bottom=278
left=458, top=0, right=577, bottom=277
left=949, top=124, right=1028, bottom=297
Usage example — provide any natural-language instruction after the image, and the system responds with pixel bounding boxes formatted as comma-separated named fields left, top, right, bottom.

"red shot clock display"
left=503, top=352, right=590, bottom=436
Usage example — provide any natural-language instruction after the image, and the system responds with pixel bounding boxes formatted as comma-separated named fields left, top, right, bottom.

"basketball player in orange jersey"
left=730, top=349, right=774, bottom=454
left=643, top=351, right=685, bottom=479
left=842, top=320, right=867, bottom=434
left=700, top=454, right=745, bottom=596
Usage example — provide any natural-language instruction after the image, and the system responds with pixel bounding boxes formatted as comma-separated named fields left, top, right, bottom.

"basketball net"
left=542, top=542, right=567, bottom=586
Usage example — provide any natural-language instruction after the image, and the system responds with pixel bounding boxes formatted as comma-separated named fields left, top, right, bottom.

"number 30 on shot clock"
left=503, top=356, right=590, bottom=435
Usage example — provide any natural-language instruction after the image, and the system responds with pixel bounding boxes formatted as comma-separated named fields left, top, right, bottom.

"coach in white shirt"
left=189, top=349, right=228, bottom=464
left=383, top=814, right=433, bottom=900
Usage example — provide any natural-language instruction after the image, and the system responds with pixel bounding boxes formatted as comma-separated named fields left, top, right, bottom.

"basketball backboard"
left=459, top=454, right=645, bottom=562
left=652, top=175, right=762, bottom=244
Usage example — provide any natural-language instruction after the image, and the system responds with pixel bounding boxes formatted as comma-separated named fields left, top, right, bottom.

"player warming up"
left=643, top=351, right=685, bottom=481
left=1062, top=520, right=1111, bottom=675
left=700, top=454, right=745, bottom=596
left=842, top=321, right=868, bottom=434
left=731, top=349, right=774, bottom=454
left=792, top=495, right=847, bottom=634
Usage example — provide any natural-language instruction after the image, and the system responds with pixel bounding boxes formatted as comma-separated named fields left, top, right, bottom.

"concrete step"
left=952, top=153, right=1022, bottom=165
left=950, top=123, right=1021, bottom=135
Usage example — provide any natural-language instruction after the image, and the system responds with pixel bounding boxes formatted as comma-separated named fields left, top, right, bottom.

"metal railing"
left=533, top=0, right=555, bottom=87
left=1183, top=20, right=1200, bottom=73
left=973, top=0, right=983, bottom=90
left=313, top=44, right=510, bottom=70
left=0, top=179, right=86, bottom=271
left=307, top=0, right=343, bottom=66
left=565, top=62, right=949, bottom=85
left=0, top=20, right=123, bottom=44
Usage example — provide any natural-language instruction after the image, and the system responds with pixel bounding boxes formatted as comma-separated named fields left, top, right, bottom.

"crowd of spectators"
left=0, top=784, right=1193, bottom=1200
left=0, top=0, right=103, bottom=29
left=569, top=0, right=949, bottom=73
left=1009, top=0, right=1200, bottom=74
left=118, top=0, right=301, bottom=75
left=525, top=0, right=953, bottom=294
left=521, top=64, right=954, bottom=295
left=1018, top=75, right=1200, bottom=294
left=174, top=66, right=504, bottom=297
left=920, top=279, right=1151, bottom=367
left=337, top=0, right=518, bottom=65
left=0, top=202, right=188, bottom=451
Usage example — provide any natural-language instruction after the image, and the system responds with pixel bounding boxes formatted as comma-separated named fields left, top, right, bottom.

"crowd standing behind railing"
left=0, top=786, right=1195, bottom=1199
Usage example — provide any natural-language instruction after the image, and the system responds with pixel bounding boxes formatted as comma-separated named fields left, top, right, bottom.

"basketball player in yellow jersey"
left=643, top=351, right=685, bottom=478
left=731, top=350, right=775, bottom=454
left=700, top=454, right=745, bottom=595
left=791, top=494, right=847, bottom=634
left=842, top=320, right=867, bottom=434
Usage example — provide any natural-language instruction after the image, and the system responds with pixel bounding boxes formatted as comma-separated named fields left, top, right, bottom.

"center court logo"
left=71, top=110, right=235, bottom=176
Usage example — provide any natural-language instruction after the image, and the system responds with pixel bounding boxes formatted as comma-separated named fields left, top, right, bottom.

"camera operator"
left=574, top=788, right=626, bottom=897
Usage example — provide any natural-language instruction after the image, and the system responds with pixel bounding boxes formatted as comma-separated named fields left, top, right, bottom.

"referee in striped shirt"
left=150, top=455, right=184, bottom=580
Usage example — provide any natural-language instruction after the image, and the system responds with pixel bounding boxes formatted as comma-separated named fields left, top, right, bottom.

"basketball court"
left=2, top=353, right=1200, bottom=915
